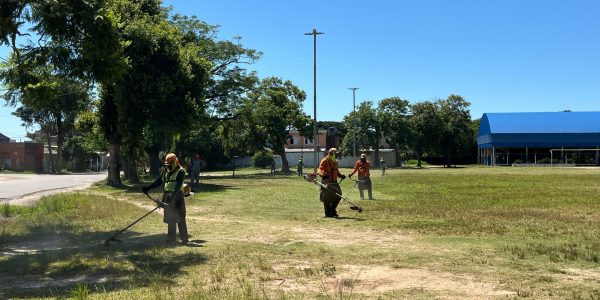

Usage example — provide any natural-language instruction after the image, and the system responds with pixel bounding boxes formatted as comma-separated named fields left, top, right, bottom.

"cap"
left=165, top=153, right=178, bottom=165
left=360, top=153, right=367, bottom=158
left=328, top=148, right=339, bottom=154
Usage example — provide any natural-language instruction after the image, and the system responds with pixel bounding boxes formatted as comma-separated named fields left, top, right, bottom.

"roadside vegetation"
left=1, top=166, right=600, bottom=299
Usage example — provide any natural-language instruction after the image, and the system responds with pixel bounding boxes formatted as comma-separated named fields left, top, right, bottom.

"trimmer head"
left=350, top=206, right=363, bottom=213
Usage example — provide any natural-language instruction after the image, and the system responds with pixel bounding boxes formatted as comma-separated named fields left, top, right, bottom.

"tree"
left=341, top=101, right=381, bottom=163
left=409, top=101, right=443, bottom=167
left=1, top=0, right=128, bottom=184
left=108, top=3, right=210, bottom=182
left=149, top=14, right=260, bottom=175
left=1, top=52, right=90, bottom=173
left=378, top=97, right=411, bottom=159
left=437, top=95, right=473, bottom=167
left=244, top=77, right=308, bottom=173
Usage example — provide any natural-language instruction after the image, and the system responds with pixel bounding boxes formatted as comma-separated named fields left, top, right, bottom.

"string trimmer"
left=103, top=193, right=167, bottom=246
left=303, top=173, right=363, bottom=213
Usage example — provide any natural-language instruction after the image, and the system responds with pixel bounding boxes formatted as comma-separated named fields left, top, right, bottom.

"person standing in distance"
left=190, top=153, right=202, bottom=186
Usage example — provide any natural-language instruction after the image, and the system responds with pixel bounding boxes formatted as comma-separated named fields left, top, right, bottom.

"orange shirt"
left=350, top=160, right=370, bottom=177
left=318, top=156, right=341, bottom=182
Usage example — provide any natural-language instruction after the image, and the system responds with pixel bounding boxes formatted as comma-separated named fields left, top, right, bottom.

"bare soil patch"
left=273, top=263, right=516, bottom=299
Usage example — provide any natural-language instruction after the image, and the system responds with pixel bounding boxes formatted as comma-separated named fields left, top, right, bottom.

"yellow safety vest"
left=163, top=166, right=185, bottom=192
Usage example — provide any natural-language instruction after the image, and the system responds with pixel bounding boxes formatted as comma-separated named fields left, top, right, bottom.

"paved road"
left=0, top=172, right=107, bottom=205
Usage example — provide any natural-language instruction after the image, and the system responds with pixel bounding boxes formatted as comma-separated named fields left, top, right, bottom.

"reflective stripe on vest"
left=163, top=167, right=185, bottom=192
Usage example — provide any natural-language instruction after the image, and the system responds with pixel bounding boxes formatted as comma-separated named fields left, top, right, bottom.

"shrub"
left=252, top=151, right=273, bottom=169
left=406, top=159, right=429, bottom=166
left=513, top=159, right=523, bottom=164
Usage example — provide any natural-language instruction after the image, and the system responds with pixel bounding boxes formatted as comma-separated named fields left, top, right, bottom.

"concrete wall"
left=285, top=150, right=397, bottom=169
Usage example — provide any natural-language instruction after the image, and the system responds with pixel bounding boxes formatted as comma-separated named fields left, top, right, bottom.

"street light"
left=305, top=28, right=324, bottom=172
left=348, top=87, right=358, bottom=157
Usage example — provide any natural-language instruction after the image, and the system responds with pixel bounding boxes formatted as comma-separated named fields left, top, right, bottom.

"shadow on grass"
left=115, top=181, right=234, bottom=195
left=334, top=216, right=366, bottom=221
left=0, top=226, right=208, bottom=299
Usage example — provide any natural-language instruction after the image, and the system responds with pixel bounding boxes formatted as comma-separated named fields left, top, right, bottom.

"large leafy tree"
left=438, top=94, right=473, bottom=167
left=377, top=97, right=411, bottom=157
left=165, top=15, right=261, bottom=173
left=1, top=0, right=128, bottom=183
left=1, top=51, right=90, bottom=173
left=341, top=101, right=382, bottom=163
left=244, top=77, right=309, bottom=173
left=409, top=101, right=443, bottom=167
left=109, top=2, right=210, bottom=182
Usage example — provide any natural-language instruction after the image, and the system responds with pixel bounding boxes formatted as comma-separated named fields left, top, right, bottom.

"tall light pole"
left=348, top=87, right=358, bottom=157
left=305, top=28, right=324, bottom=172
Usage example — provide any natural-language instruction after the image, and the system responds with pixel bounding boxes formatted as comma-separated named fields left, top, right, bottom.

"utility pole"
left=348, top=87, right=359, bottom=157
left=305, top=28, right=324, bottom=172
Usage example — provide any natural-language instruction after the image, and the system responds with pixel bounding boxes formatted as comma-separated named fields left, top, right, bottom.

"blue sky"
left=2, top=0, right=600, bottom=140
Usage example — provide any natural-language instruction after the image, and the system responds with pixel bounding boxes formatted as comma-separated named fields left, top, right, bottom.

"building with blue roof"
left=477, top=112, right=600, bottom=166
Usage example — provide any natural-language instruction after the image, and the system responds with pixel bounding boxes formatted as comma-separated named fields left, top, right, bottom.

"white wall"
left=285, top=150, right=397, bottom=169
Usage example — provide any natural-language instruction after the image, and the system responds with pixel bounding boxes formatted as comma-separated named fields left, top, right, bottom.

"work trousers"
left=162, top=190, right=189, bottom=242
left=358, top=176, right=373, bottom=200
left=320, top=182, right=341, bottom=217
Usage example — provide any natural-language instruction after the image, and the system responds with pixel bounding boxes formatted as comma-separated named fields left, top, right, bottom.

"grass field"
left=1, top=166, right=600, bottom=299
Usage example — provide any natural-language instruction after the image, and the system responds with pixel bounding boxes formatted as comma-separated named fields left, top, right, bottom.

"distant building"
left=0, top=133, right=43, bottom=172
left=0, top=133, right=9, bottom=143
left=477, top=112, right=600, bottom=166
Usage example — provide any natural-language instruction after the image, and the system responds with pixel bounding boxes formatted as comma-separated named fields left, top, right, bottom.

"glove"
left=304, top=173, right=317, bottom=182
left=339, top=174, right=346, bottom=180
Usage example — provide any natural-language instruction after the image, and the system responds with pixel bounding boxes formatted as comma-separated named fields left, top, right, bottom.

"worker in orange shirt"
left=317, top=148, right=346, bottom=218
left=349, top=153, right=373, bottom=200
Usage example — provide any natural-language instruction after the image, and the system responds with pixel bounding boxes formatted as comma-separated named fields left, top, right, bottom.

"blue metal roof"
left=477, top=112, right=600, bottom=148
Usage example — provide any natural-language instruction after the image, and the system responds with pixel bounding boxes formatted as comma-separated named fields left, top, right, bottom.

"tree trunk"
left=446, top=150, right=452, bottom=168
left=46, top=133, right=56, bottom=174
left=55, top=115, right=64, bottom=173
left=123, top=145, right=140, bottom=183
left=416, top=150, right=422, bottom=168
left=277, top=145, right=290, bottom=173
left=374, top=147, right=380, bottom=168
left=147, top=146, right=161, bottom=176
left=106, top=142, right=123, bottom=186
left=102, top=85, right=123, bottom=187
left=56, top=133, right=64, bottom=173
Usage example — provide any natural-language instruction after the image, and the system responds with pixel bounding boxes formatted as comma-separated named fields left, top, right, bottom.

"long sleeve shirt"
left=318, top=156, right=341, bottom=183
left=350, top=160, right=370, bottom=177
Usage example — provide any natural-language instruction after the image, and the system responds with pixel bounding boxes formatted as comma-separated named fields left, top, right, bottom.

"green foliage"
left=236, top=77, right=308, bottom=172
left=406, top=159, right=428, bottom=166
left=252, top=151, right=273, bottom=168
left=341, top=101, right=380, bottom=156
left=378, top=97, right=411, bottom=152
left=437, top=95, right=473, bottom=166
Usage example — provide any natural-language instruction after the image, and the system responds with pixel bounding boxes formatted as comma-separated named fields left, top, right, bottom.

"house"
left=0, top=133, right=44, bottom=172
left=0, top=133, right=9, bottom=143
